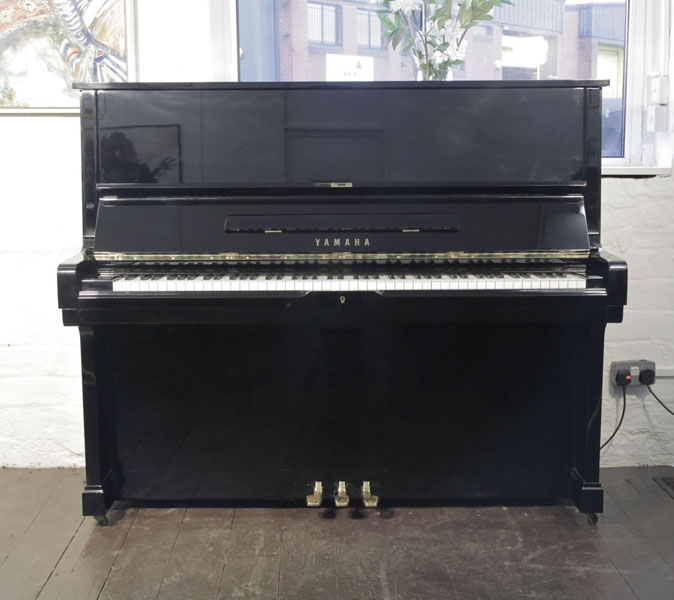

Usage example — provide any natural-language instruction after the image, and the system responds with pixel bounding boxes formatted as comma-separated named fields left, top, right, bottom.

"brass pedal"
left=306, top=481, right=323, bottom=507
left=361, top=481, right=379, bottom=508
left=334, top=481, right=350, bottom=507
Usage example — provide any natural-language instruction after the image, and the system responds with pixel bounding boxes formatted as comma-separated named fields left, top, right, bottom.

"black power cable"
left=601, top=384, right=627, bottom=450
left=647, top=384, right=674, bottom=417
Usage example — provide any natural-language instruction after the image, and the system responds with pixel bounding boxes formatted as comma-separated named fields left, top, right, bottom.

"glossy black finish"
left=57, top=82, right=627, bottom=519
left=83, top=82, right=604, bottom=239
left=93, top=195, right=589, bottom=255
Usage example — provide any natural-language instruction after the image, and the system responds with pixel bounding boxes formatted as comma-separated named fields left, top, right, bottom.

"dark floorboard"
left=0, top=466, right=672, bottom=600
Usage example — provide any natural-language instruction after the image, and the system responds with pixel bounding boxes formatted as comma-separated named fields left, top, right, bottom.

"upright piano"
left=58, top=81, right=627, bottom=523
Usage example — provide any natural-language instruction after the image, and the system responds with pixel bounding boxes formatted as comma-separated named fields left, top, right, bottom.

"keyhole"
left=339, top=295, right=346, bottom=304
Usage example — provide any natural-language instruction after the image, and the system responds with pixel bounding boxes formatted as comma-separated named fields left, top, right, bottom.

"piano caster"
left=306, top=481, right=324, bottom=507
left=586, top=513, right=599, bottom=525
left=334, top=481, right=350, bottom=508
left=361, top=481, right=379, bottom=508
left=93, top=514, right=109, bottom=527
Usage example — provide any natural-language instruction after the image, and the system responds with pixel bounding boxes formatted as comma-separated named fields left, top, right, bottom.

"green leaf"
left=390, top=26, right=406, bottom=50
left=457, top=2, right=468, bottom=27
left=377, top=13, right=396, bottom=31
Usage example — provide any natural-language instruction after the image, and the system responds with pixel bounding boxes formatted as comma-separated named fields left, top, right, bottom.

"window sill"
left=602, top=165, right=672, bottom=177
left=357, top=47, right=388, bottom=56
left=0, top=107, right=79, bottom=115
left=308, top=43, right=343, bottom=54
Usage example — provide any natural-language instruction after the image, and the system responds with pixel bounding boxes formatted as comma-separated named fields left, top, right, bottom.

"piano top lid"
left=74, top=80, right=610, bottom=91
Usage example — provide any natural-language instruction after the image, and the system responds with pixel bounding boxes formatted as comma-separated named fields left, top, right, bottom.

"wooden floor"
left=0, top=467, right=673, bottom=599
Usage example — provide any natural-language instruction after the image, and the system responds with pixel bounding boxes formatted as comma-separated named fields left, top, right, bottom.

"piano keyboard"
left=111, top=272, right=586, bottom=293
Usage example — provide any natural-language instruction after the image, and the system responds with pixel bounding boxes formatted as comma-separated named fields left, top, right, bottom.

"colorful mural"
left=0, top=0, right=126, bottom=107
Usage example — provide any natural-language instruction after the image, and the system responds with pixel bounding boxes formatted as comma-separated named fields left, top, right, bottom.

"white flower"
left=389, top=0, right=423, bottom=13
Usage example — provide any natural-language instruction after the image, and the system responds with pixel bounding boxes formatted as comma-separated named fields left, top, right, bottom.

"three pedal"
left=306, top=480, right=379, bottom=508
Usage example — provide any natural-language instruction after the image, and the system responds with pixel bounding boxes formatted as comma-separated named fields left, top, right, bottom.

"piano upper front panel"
left=95, top=87, right=586, bottom=188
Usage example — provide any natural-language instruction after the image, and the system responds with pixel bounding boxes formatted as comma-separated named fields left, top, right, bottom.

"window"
left=357, top=9, right=384, bottom=50
left=128, top=0, right=673, bottom=173
left=308, top=2, right=340, bottom=46
left=233, top=0, right=632, bottom=161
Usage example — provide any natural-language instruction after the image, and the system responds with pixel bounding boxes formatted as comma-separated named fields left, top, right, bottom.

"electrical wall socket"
left=610, top=360, right=656, bottom=387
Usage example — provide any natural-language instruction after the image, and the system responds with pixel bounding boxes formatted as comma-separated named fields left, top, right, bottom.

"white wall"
left=601, top=177, right=674, bottom=466
left=0, top=117, right=672, bottom=468
left=0, top=116, right=83, bottom=467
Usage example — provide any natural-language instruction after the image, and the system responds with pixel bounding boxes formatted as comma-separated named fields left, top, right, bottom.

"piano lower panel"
left=92, top=317, right=598, bottom=505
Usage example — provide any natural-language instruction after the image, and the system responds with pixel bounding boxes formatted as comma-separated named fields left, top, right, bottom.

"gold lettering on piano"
left=312, top=237, right=370, bottom=248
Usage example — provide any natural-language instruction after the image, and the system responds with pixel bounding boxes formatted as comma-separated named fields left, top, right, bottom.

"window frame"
left=307, top=2, right=342, bottom=48
left=603, top=0, right=672, bottom=175
left=357, top=7, right=386, bottom=51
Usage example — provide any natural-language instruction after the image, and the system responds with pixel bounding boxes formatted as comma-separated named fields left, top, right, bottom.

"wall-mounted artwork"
left=0, top=0, right=127, bottom=108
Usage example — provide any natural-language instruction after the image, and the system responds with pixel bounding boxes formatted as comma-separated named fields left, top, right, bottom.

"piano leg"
left=570, top=322, right=606, bottom=518
left=80, top=326, right=115, bottom=521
